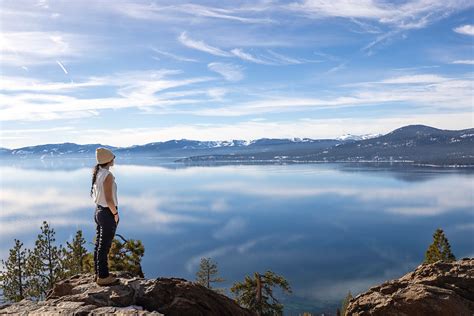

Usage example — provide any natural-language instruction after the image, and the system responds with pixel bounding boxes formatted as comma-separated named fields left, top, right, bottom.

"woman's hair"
left=90, top=162, right=110, bottom=197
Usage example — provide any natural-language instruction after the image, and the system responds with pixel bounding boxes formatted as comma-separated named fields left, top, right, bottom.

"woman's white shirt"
left=93, top=166, right=118, bottom=207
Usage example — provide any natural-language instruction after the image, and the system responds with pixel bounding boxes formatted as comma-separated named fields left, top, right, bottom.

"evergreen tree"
left=195, top=257, right=225, bottom=293
left=81, top=237, right=97, bottom=274
left=108, top=235, right=145, bottom=277
left=424, top=228, right=456, bottom=264
left=231, top=270, right=292, bottom=316
left=0, top=239, right=28, bottom=302
left=82, top=252, right=95, bottom=274
left=340, top=291, right=353, bottom=316
left=81, top=234, right=145, bottom=277
left=25, top=221, right=65, bottom=300
left=62, top=230, right=88, bottom=277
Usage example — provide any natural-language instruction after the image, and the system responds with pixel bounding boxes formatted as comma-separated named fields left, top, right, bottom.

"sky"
left=0, top=0, right=473, bottom=149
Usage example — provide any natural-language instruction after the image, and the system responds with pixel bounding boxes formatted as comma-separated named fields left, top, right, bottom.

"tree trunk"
left=17, top=251, right=23, bottom=299
left=255, top=273, right=262, bottom=316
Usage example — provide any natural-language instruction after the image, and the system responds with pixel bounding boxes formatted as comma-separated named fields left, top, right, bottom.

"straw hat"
left=96, top=147, right=115, bottom=164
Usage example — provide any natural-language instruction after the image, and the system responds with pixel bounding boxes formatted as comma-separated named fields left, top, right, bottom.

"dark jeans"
left=94, top=205, right=118, bottom=278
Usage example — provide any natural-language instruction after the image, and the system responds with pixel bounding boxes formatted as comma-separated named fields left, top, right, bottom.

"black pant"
left=94, top=205, right=118, bottom=278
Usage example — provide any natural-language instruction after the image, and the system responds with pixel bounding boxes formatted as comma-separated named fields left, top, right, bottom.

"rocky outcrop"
left=0, top=271, right=255, bottom=315
left=346, top=258, right=474, bottom=316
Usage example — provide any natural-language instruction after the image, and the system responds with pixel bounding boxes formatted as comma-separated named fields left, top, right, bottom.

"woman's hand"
left=114, top=213, right=119, bottom=226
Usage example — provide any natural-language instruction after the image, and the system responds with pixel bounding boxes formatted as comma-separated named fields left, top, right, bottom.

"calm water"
left=1, top=159, right=473, bottom=314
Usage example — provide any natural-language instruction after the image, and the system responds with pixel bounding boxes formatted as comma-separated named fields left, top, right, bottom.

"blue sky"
left=0, top=0, right=473, bottom=148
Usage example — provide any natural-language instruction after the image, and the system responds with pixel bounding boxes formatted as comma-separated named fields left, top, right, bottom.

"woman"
left=91, top=147, right=120, bottom=286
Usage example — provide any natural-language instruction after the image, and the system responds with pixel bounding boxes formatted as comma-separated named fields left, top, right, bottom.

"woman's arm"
left=103, top=174, right=118, bottom=216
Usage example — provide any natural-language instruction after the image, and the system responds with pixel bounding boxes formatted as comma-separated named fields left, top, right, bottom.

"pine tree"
left=82, top=252, right=95, bottom=274
left=108, top=235, right=145, bottom=277
left=195, top=257, right=225, bottom=293
left=81, top=235, right=97, bottom=274
left=81, top=234, right=145, bottom=277
left=424, top=228, right=456, bottom=264
left=340, top=291, right=353, bottom=316
left=62, top=230, right=88, bottom=277
left=231, top=270, right=292, bottom=316
left=0, top=239, right=28, bottom=302
left=25, top=221, right=65, bottom=300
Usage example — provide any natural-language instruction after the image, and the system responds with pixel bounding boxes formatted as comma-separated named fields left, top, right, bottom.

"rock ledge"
left=0, top=271, right=255, bottom=315
left=346, top=258, right=474, bottom=316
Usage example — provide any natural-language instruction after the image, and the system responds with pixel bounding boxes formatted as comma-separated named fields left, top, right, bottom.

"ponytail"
left=90, top=164, right=100, bottom=197
left=90, top=162, right=109, bottom=197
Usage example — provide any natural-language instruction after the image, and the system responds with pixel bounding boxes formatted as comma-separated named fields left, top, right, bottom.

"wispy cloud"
left=0, top=188, right=90, bottom=219
left=169, top=3, right=273, bottom=24
left=212, top=217, right=246, bottom=240
left=208, top=62, right=244, bottom=81
left=288, top=0, right=473, bottom=30
left=266, top=50, right=322, bottom=64
left=287, top=1, right=474, bottom=54
left=110, top=2, right=273, bottom=24
left=451, top=60, right=474, bottom=65
left=379, top=74, right=447, bottom=84
left=190, top=73, right=472, bottom=116
left=287, top=0, right=391, bottom=20
left=2, top=68, right=471, bottom=132
left=326, top=62, right=347, bottom=74
left=151, top=48, right=198, bottom=62
left=178, top=32, right=232, bottom=57
left=0, top=31, right=88, bottom=66
left=349, top=18, right=382, bottom=34
left=0, top=70, right=216, bottom=121
left=201, top=176, right=473, bottom=216
left=0, top=76, right=102, bottom=92
left=178, top=32, right=316, bottom=65
left=361, top=29, right=401, bottom=55
left=230, top=48, right=271, bottom=64
left=453, top=24, right=474, bottom=36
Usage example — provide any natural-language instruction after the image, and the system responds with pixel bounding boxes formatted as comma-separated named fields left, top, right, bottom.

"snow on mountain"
left=336, top=133, right=382, bottom=141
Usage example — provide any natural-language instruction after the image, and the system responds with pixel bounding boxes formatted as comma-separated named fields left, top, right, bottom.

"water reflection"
left=0, top=160, right=473, bottom=314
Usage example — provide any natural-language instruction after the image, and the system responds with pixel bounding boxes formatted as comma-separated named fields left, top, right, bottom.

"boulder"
left=346, top=258, right=474, bottom=316
left=0, top=271, right=255, bottom=315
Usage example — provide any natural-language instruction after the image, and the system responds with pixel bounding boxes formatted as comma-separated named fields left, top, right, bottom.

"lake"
left=1, top=158, right=473, bottom=314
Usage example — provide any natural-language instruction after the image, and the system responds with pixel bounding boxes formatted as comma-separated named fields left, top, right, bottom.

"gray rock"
left=0, top=271, right=255, bottom=315
left=346, top=258, right=474, bottom=316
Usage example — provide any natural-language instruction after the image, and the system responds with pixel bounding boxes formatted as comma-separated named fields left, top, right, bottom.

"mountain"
left=336, top=133, right=381, bottom=141
left=4, top=143, right=117, bottom=158
left=2, top=125, right=472, bottom=166
left=176, top=125, right=474, bottom=166
left=306, top=124, right=474, bottom=165
left=0, top=138, right=342, bottom=158
left=0, top=148, right=12, bottom=155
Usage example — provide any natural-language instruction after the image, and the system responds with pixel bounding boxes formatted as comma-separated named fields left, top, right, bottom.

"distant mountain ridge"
left=176, top=125, right=474, bottom=166
left=0, top=137, right=347, bottom=158
left=307, top=124, right=474, bottom=165
left=1, top=125, right=473, bottom=166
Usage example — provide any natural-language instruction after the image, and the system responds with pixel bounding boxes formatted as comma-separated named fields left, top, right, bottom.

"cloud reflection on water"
left=0, top=162, right=472, bottom=310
